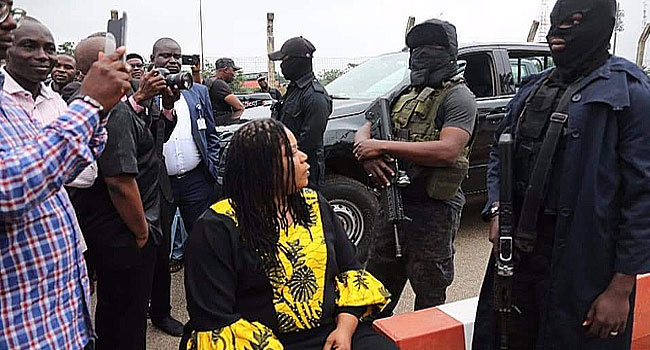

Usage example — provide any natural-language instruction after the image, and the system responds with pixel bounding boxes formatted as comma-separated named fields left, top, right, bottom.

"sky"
left=22, top=0, right=646, bottom=68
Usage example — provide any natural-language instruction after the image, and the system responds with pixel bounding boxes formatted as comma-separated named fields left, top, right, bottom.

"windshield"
left=326, top=52, right=409, bottom=100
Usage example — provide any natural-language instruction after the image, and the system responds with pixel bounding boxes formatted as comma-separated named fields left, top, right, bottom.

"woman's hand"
left=323, top=313, right=358, bottom=350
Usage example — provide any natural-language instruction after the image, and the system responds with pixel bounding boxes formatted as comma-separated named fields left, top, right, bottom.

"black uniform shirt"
left=209, top=79, right=234, bottom=115
left=277, top=72, right=332, bottom=188
left=75, top=102, right=160, bottom=269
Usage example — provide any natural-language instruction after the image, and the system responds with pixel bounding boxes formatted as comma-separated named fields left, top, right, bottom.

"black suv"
left=216, top=43, right=553, bottom=254
left=319, top=43, right=553, bottom=255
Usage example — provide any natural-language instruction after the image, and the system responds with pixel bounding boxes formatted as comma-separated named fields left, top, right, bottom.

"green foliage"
left=229, top=74, right=248, bottom=93
left=57, top=41, right=75, bottom=56
left=201, top=62, right=216, bottom=82
left=318, top=68, right=345, bottom=86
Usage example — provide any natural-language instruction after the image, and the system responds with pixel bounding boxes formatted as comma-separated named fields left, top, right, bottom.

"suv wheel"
left=321, top=175, right=379, bottom=262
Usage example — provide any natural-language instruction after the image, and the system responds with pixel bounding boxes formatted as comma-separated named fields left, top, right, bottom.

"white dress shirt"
left=163, top=94, right=202, bottom=176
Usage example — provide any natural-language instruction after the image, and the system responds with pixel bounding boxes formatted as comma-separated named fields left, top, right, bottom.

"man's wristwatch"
left=482, top=201, right=500, bottom=222
left=72, top=95, right=105, bottom=112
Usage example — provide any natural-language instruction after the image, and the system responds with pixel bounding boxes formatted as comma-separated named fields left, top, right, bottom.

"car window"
left=508, top=52, right=554, bottom=89
left=326, top=52, right=409, bottom=100
left=460, top=53, right=496, bottom=98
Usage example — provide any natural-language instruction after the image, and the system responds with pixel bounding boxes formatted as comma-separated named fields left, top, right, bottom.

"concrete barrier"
left=374, top=274, right=650, bottom=350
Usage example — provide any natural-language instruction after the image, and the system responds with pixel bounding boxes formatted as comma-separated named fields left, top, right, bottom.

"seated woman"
left=182, top=119, right=397, bottom=350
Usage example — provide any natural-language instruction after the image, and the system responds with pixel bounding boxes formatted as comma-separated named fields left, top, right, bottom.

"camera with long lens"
left=155, top=68, right=194, bottom=91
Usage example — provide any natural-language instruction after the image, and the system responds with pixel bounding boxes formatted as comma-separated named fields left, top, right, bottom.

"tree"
left=318, top=69, right=345, bottom=86
left=57, top=41, right=75, bottom=56
left=201, top=62, right=216, bottom=82
left=229, top=74, right=247, bottom=94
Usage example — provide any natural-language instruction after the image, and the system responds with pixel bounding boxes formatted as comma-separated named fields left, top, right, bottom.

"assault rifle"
left=365, top=98, right=411, bottom=258
left=494, top=132, right=515, bottom=350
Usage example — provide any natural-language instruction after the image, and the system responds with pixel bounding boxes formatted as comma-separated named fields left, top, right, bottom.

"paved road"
left=138, top=195, right=492, bottom=350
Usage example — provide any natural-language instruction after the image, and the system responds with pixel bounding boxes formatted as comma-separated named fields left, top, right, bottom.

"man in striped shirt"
left=0, top=1, right=133, bottom=349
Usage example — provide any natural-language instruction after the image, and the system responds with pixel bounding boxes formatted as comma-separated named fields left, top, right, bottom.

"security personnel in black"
left=355, top=19, right=477, bottom=314
left=269, top=37, right=332, bottom=190
left=473, top=0, right=650, bottom=349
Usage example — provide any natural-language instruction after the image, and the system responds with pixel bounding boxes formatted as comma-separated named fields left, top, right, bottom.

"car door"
left=458, top=47, right=510, bottom=194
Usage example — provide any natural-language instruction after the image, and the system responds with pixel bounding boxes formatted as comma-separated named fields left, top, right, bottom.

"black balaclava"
left=281, top=57, right=313, bottom=82
left=406, top=19, right=459, bottom=88
left=546, top=0, right=616, bottom=80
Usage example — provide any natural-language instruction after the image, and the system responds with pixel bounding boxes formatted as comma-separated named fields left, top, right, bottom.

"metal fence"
left=204, top=56, right=370, bottom=76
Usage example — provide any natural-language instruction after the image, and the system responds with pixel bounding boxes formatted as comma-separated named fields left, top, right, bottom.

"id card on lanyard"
left=196, top=104, right=207, bottom=130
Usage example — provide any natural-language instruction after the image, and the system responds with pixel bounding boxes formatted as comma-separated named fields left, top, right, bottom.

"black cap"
left=126, top=53, right=144, bottom=62
left=256, top=75, right=266, bottom=82
left=268, top=37, right=316, bottom=61
left=215, top=57, right=242, bottom=71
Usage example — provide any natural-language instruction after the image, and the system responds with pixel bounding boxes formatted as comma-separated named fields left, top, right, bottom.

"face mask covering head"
left=406, top=19, right=459, bottom=88
left=546, top=0, right=616, bottom=79
left=281, top=57, right=312, bottom=82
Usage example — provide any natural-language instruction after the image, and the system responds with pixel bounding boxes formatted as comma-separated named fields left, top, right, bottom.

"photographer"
left=150, top=37, right=219, bottom=337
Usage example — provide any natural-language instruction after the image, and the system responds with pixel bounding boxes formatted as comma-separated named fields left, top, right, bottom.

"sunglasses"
left=0, top=2, right=25, bottom=26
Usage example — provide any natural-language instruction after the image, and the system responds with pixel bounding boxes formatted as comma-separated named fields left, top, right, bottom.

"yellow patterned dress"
left=183, top=189, right=391, bottom=350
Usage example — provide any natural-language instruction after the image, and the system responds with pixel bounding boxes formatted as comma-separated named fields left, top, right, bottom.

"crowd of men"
left=1, top=0, right=650, bottom=349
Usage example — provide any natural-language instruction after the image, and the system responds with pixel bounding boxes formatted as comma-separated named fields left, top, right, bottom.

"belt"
left=170, top=163, right=201, bottom=180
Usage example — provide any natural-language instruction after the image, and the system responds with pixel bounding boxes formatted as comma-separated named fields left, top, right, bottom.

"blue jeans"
left=170, top=209, right=188, bottom=261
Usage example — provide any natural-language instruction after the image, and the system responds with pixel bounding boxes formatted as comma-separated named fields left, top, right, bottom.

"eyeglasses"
left=0, top=2, right=26, bottom=26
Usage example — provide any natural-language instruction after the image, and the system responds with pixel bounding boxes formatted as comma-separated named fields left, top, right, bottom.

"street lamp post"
left=199, top=0, right=205, bottom=72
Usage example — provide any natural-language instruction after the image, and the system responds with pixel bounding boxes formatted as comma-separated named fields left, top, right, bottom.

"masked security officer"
left=473, top=0, right=650, bottom=349
left=269, top=37, right=332, bottom=190
left=354, top=19, right=477, bottom=314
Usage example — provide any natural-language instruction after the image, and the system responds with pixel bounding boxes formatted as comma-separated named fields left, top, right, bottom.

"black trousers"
left=95, top=240, right=155, bottom=350
left=150, top=193, right=174, bottom=320
left=150, top=164, right=216, bottom=319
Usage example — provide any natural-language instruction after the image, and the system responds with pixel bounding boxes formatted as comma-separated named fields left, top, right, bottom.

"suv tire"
left=321, top=175, right=379, bottom=263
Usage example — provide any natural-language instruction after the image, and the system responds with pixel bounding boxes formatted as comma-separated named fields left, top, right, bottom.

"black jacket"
left=274, top=73, right=332, bottom=189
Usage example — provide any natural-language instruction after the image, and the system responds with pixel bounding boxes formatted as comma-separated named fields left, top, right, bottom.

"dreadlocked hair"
left=223, top=118, right=313, bottom=270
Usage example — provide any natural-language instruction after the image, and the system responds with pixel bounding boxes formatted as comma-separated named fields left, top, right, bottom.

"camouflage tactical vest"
left=390, top=77, right=471, bottom=200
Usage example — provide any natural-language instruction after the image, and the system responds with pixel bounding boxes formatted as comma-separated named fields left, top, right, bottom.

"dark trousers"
left=150, top=193, right=174, bottom=320
left=473, top=215, right=556, bottom=350
left=95, top=241, right=155, bottom=350
left=367, top=199, right=461, bottom=315
left=150, top=164, right=216, bottom=319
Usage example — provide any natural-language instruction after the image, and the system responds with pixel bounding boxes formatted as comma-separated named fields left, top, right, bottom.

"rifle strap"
left=515, top=76, right=587, bottom=254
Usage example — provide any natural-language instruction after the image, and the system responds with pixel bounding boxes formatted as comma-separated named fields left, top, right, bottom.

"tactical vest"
left=513, top=78, right=566, bottom=212
left=390, top=77, right=472, bottom=200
